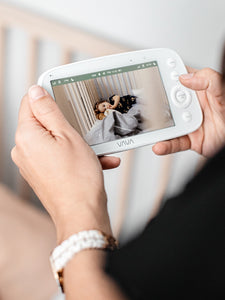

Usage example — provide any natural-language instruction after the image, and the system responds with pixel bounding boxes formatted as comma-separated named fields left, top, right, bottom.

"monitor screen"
left=51, top=61, right=175, bottom=146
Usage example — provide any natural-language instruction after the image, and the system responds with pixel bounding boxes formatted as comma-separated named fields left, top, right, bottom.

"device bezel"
left=38, top=48, right=202, bottom=155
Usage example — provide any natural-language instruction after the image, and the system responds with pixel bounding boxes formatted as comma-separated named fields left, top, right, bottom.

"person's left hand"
left=11, top=86, right=120, bottom=242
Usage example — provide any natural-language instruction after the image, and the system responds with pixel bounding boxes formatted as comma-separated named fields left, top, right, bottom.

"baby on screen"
left=94, top=94, right=137, bottom=120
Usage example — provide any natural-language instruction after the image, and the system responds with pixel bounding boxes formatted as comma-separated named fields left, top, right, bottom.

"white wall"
left=1, top=0, right=225, bottom=242
left=3, top=0, right=225, bottom=69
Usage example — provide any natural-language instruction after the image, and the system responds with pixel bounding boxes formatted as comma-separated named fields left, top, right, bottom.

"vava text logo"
left=117, top=139, right=134, bottom=147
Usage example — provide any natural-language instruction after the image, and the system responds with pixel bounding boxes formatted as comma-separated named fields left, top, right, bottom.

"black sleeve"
left=105, top=149, right=225, bottom=299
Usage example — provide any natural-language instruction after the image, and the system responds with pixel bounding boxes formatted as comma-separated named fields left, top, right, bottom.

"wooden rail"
left=0, top=3, right=130, bottom=57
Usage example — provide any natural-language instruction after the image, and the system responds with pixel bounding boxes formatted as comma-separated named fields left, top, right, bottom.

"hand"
left=111, top=95, right=120, bottom=109
left=11, top=86, right=120, bottom=242
left=153, top=67, right=225, bottom=158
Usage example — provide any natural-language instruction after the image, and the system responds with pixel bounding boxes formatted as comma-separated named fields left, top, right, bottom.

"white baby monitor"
left=38, top=48, right=203, bottom=155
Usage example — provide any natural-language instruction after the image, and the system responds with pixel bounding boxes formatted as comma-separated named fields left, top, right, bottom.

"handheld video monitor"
left=38, top=48, right=202, bottom=156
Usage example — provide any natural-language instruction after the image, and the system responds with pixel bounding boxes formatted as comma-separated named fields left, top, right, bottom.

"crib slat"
left=0, top=3, right=129, bottom=57
left=61, top=48, right=72, bottom=65
left=27, top=36, right=38, bottom=87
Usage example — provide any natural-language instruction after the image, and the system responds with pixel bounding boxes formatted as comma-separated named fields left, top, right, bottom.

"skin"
left=153, top=67, right=225, bottom=157
left=11, top=67, right=225, bottom=299
left=97, top=101, right=112, bottom=113
left=11, top=90, right=119, bottom=242
left=97, top=95, right=120, bottom=113
left=0, top=184, right=58, bottom=300
left=110, top=95, right=120, bottom=109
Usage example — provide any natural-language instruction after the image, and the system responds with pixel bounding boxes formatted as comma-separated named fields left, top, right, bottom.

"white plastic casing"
left=38, top=48, right=202, bottom=155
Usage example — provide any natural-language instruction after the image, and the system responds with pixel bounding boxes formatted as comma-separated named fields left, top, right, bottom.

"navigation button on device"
left=171, top=71, right=179, bottom=81
left=167, top=57, right=176, bottom=68
left=176, top=90, right=187, bottom=103
left=171, top=86, right=192, bottom=108
left=182, top=111, right=192, bottom=122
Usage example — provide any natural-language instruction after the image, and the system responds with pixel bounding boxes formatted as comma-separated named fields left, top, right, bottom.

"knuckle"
left=15, top=127, right=27, bottom=146
left=202, top=68, right=223, bottom=94
left=15, top=129, right=22, bottom=146
left=15, top=124, right=33, bottom=149
left=171, top=138, right=180, bottom=153
left=211, top=70, right=222, bottom=82
left=180, top=136, right=190, bottom=150
left=203, top=67, right=221, bottom=79
left=203, top=67, right=213, bottom=74
left=11, top=147, right=16, bottom=160
left=11, top=146, right=18, bottom=164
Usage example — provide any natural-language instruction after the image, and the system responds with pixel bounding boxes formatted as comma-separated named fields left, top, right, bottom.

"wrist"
left=50, top=229, right=117, bottom=293
left=54, top=201, right=112, bottom=244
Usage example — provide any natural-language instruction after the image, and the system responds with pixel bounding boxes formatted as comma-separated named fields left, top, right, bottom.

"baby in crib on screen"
left=94, top=94, right=137, bottom=120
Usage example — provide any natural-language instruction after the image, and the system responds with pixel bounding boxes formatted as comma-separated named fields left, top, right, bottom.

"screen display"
left=51, top=61, right=175, bottom=146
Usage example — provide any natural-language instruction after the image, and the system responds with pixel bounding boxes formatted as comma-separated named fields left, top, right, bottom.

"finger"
left=99, top=156, right=121, bottom=170
left=152, top=136, right=191, bottom=155
left=18, top=94, right=34, bottom=124
left=28, top=85, right=71, bottom=135
left=180, top=68, right=223, bottom=99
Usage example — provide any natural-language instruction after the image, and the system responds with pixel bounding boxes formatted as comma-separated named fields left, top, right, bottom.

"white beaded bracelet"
left=50, top=230, right=118, bottom=292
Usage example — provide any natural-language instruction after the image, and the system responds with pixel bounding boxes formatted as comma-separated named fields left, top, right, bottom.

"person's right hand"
left=153, top=67, right=225, bottom=158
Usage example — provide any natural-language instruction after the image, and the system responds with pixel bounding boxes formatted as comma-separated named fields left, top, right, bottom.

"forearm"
left=55, top=198, right=113, bottom=244
left=64, top=250, right=128, bottom=300
left=12, top=86, right=126, bottom=299
left=0, top=184, right=58, bottom=300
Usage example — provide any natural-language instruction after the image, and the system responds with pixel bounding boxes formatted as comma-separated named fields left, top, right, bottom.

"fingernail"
left=29, top=85, right=47, bottom=101
left=180, top=73, right=194, bottom=80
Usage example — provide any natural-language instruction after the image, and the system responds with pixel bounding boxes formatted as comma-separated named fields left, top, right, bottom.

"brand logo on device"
left=117, top=139, right=135, bottom=147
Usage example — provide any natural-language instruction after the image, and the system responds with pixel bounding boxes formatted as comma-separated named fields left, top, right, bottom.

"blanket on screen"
left=85, top=104, right=143, bottom=145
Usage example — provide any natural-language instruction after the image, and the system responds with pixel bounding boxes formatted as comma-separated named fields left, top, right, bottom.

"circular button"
left=171, top=86, right=192, bottom=108
left=167, top=57, right=176, bottom=68
left=175, top=90, right=187, bottom=103
left=182, top=111, right=192, bottom=122
left=171, top=71, right=179, bottom=81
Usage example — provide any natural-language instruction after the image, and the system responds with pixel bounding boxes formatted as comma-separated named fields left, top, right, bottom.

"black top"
left=105, top=147, right=225, bottom=299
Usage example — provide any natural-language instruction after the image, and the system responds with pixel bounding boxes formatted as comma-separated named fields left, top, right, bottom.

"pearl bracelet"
left=50, top=230, right=118, bottom=292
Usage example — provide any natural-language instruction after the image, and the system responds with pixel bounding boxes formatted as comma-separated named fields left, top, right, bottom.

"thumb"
left=180, top=68, right=223, bottom=97
left=179, top=72, right=210, bottom=91
left=28, top=85, right=70, bottom=134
